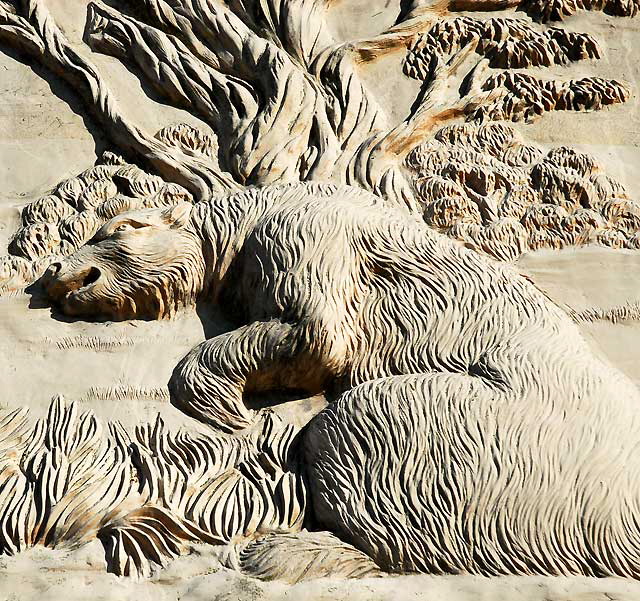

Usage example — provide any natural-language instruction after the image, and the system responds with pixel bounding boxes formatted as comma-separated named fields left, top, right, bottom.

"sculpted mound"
left=40, top=181, right=640, bottom=578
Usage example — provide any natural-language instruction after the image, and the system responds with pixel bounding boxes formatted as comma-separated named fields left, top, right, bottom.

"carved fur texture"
left=40, top=181, right=640, bottom=579
left=305, top=369, right=640, bottom=576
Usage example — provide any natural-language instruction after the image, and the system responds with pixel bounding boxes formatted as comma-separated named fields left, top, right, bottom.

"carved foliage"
left=0, top=399, right=308, bottom=579
left=521, top=0, right=640, bottom=22
left=407, top=123, right=640, bottom=259
left=405, top=18, right=601, bottom=79
left=0, top=397, right=137, bottom=554
left=2, top=151, right=193, bottom=293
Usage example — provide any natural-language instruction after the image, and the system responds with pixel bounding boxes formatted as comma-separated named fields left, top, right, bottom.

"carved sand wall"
left=1, top=0, right=640, bottom=599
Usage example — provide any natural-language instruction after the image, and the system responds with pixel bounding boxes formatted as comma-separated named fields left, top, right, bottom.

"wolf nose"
left=46, top=262, right=62, bottom=277
left=41, top=261, right=65, bottom=299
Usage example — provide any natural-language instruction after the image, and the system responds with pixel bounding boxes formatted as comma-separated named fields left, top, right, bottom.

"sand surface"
left=1, top=1, right=640, bottom=598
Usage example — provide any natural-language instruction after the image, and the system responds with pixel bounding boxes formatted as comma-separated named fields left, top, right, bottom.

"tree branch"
left=0, top=0, right=238, bottom=200
left=89, top=0, right=343, bottom=185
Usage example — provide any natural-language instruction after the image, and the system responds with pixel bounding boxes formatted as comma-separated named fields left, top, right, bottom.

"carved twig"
left=369, top=42, right=488, bottom=158
left=88, top=0, right=341, bottom=185
left=0, top=0, right=238, bottom=200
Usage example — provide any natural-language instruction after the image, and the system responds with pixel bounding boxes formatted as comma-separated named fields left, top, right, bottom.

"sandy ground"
left=4, top=541, right=640, bottom=601
left=1, top=1, right=640, bottom=598
left=519, top=247, right=640, bottom=386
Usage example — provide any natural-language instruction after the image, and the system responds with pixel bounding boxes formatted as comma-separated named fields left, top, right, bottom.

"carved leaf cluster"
left=404, top=17, right=600, bottom=79
left=1, top=151, right=192, bottom=290
left=521, top=0, right=640, bottom=22
left=407, top=123, right=640, bottom=259
left=470, top=73, right=630, bottom=124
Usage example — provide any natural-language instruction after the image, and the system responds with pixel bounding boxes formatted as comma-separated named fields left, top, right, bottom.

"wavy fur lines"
left=17, top=182, right=640, bottom=581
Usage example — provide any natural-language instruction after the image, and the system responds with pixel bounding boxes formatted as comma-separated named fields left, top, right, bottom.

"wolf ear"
left=161, top=202, right=192, bottom=228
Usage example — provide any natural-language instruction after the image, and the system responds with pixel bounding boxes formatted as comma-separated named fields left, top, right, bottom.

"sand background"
left=1, top=1, right=640, bottom=599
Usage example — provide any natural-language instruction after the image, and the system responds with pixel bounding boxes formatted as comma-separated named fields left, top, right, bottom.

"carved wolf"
left=43, top=181, right=640, bottom=578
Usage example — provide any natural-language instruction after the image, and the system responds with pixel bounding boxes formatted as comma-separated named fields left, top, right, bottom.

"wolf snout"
left=41, top=261, right=101, bottom=301
left=44, top=261, right=62, bottom=278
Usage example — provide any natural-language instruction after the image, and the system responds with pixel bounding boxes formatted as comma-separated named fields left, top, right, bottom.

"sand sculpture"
left=1, top=0, right=640, bottom=590
left=1, top=181, right=639, bottom=580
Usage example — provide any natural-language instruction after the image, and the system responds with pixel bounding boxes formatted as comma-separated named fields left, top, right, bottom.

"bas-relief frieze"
left=1, top=0, right=640, bottom=590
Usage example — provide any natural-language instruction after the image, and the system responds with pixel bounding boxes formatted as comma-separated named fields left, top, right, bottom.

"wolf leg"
left=169, top=320, right=335, bottom=431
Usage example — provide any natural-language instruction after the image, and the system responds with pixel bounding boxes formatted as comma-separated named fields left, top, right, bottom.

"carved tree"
left=0, top=0, right=638, bottom=276
left=1, top=0, right=640, bottom=583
